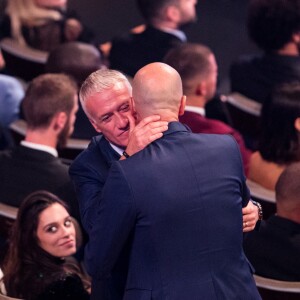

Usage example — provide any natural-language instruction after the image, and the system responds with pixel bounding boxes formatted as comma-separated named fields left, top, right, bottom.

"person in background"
left=0, top=190, right=90, bottom=299
left=0, top=75, right=24, bottom=129
left=109, top=0, right=198, bottom=77
left=248, top=82, right=300, bottom=190
left=0, top=73, right=79, bottom=220
left=244, top=162, right=300, bottom=281
left=0, top=50, right=5, bottom=71
left=0, top=74, right=25, bottom=149
left=230, top=0, right=300, bottom=104
left=164, top=43, right=252, bottom=175
left=0, top=0, right=94, bottom=51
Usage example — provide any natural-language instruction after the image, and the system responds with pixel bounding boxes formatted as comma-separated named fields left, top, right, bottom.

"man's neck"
left=276, top=42, right=299, bottom=56
left=277, top=210, right=300, bottom=225
left=186, top=95, right=206, bottom=108
left=151, top=19, right=178, bottom=31
left=25, top=129, right=58, bottom=149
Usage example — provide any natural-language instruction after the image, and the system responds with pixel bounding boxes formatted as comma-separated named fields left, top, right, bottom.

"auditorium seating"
left=0, top=38, right=48, bottom=82
left=254, top=274, right=300, bottom=300
left=225, top=92, right=262, bottom=150
left=247, top=179, right=276, bottom=220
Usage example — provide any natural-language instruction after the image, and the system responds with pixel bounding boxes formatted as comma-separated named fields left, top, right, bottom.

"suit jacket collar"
left=93, top=134, right=120, bottom=166
left=144, top=26, right=182, bottom=42
left=14, top=145, right=58, bottom=161
left=163, top=121, right=191, bottom=137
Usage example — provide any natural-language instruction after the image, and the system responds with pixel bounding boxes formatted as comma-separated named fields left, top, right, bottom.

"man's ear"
left=179, top=95, right=186, bottom=116
left=53, top=112, right=67, bottom=132
left=294, top=117, right=300, bottom=132
left=89, top=118, right=102, bottom=133
left=292, top=32, right=300, bottom=44
left=195, top=81, right=206, bottom=96
left=165, top=4, right=180, bottom=22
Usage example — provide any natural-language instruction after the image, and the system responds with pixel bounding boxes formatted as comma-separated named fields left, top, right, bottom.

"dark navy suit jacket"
left=85, top=122, right=261, bottom=300
left=70, top=135, right=127, bottom=299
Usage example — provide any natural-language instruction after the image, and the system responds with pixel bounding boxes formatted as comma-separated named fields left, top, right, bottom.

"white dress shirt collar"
left=185, top=105, right=206, bottom=116
left=21, top=140, right=58, bottom=157
left=159, top=27, right=187, bottom=42
left=109, top=142, right=124, bottom=156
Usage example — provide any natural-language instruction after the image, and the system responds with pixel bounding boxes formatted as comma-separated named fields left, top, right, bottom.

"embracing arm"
left=120, top=114, right=168, bottom=159
left=85, top=162, right=135, bottom=278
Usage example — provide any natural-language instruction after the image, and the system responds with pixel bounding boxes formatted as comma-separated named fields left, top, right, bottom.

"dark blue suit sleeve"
left=226, top=134, right=250, bottom=207
left=70, top=158, right=106, bottom=233
left=84, top=162, right=136, bottom=279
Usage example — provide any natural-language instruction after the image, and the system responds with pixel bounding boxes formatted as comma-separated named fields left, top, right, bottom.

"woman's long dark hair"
left=1, top=190, right=89, bottom=299
left=259, top=82, right=300, bottom=164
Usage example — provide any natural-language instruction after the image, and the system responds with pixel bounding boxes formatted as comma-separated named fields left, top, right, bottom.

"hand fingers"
left=127, top=113, right=136, bottom=134
left=135, top=115, right=161, bottom=129
left=242, top=221, right=255, bottom=232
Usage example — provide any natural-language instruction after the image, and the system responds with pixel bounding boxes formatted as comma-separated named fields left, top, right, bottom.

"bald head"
left=275, top=162, right=300, bottom=222
left=132, top=62, right=184, bottom=121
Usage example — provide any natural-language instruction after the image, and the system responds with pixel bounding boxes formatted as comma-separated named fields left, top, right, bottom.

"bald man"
left=244, top=162, right=300, bottom=281
left=85, top=63, right=261, bottom=299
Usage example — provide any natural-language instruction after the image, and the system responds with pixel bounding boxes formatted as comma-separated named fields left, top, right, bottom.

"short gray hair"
left=79, top=69, right=131, bottom=110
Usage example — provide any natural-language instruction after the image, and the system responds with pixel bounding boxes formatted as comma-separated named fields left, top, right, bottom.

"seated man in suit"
left=244, top=162, right=300, bottom=281
left=109, top=0, right=198, bottom=77
left=164, top=43, right=252, bottom=175
left=0, top=73, right=79, bottom=220
left=85, top=62, right=261, bottom=299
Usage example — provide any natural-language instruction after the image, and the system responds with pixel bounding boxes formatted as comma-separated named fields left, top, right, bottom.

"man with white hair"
left=85, top=63, right=261, bottom=299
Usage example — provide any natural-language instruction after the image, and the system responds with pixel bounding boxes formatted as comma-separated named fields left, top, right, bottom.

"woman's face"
left=36, top=203, right=76, bottom=258
left=34, top=0, right=67, bottom=8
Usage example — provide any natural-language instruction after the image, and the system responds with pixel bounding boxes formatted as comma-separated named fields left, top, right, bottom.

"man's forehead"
left=113, top=81, right=132, bottom=92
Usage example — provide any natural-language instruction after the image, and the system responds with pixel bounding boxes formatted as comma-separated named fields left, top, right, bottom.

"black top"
left=230, top=54, right=300, bottom=104
left=36, top=274, right=90, bottom=300
left=109, top=26, right=183, bottom=77
left=244, top=215, right=300, bottom=281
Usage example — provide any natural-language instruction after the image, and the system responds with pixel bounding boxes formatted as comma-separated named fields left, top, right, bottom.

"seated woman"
left=248, top=82, right=300, bottom=190
left=0, top=0, right=94, bottom=52
left=0, top=190, right=90, bottom=299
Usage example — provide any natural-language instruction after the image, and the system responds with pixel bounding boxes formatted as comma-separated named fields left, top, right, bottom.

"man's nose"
left=116, top=113, right=129, bottom=128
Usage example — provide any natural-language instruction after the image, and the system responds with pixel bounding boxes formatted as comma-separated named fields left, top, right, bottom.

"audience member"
left=46, top=41, right=105, bottom=139
left=0, top=73, right=80, bottom=220
left=248, top=82, right=300, bottom=190
left=70, top=67, right=260, bottom=299
left=109, top=0, right=197, bottom=77
left=230, top=0, right=300, bottom=104
left=164, top=43, right=252, bottom=175
left=244, top=162, right=300, bottom=281
left=0, top=50, right=5, bottom=71
left=0, top=190, right=90, bottom=299
left=0, top=74, right=24, bottom=128
left=0, top=74, right=25, bottom=148
left=85, top=62, right=261, bottom=299
left=0, top=0, right=94, bottom=52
